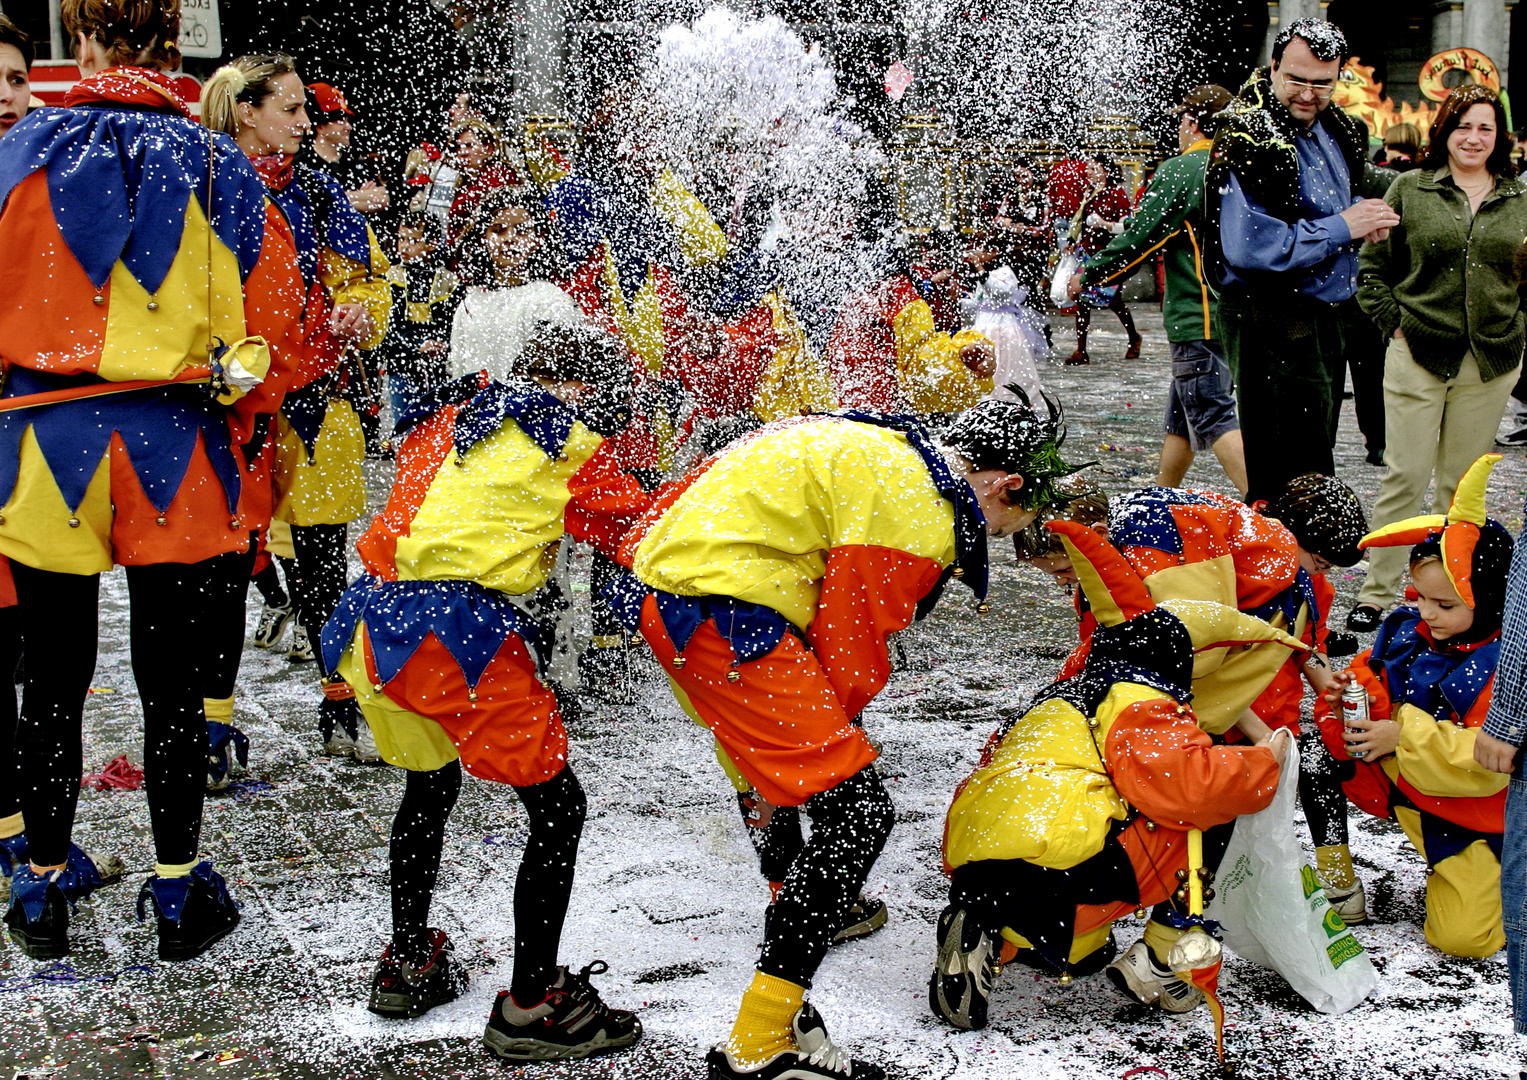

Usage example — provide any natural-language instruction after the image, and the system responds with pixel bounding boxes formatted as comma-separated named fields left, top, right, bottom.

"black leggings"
left=290, top=523, right=348, bottom=669
left=251, top=558, right=289, bottom=609
left=736, top=792, right=805, bottom=884
left=0, top=607, right=22, bottom=819
left=203, top=544, right=258, bottom=702
left=758, top=766, right=894, bottom=988
left=1299, top=730, right=1352, bottom=848
left=389, top=762, right=586, bottom=1005
left=12, top=560, right=210, bottom=867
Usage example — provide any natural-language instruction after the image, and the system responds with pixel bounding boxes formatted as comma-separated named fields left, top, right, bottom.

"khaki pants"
left=1358, top=338, right=1518, bottom=608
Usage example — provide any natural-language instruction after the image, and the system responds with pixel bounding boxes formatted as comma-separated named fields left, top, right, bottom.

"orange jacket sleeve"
left=1104, top=697, right=1280, bottom=829
left=807, top=546, right=946, bottom=720
left=565, top=443, right=655, bottom=561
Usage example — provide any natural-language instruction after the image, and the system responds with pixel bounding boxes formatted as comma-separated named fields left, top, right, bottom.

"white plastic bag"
left=971, top=268, right=1047, bottom=402
left=1049, top=249, right=1080, bottom=308
left=1203, top=740, right=1379, bottom=1014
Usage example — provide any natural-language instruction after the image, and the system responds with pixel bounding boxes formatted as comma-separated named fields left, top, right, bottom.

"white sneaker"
left=1323, top=878, right=1368, bottom=925
left=288, top=624, right=316, bottom=663
left=323, top=727, right=357, bottom=757
left=352, top=724, right=383, bottom=765
left=252, top=602, right=295, bottom=649
left=1106, top=940, right=1203, bottom=1014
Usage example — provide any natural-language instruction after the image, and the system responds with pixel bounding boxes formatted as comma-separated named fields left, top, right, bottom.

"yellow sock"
left=1316, top=844, right=1355, bottom=889
left=0, top=812, right=23, bottom=839
left=203, top=696, right=235, bottom=725
left=1142, top=919, right=1183, bottom=967
left=725, top=971, right=804, bottom=1067
left=154, top=858, right=199, bottom=879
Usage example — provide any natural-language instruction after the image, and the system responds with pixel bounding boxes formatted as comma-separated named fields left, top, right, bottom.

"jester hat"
left=1050, top=521, right=1308, bottom=701
left=1359, top=454, right=1513, bottom=619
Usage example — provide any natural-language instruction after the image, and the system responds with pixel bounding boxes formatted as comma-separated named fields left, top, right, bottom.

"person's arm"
left=1480, top=508, right=1527, bottom=770
left=563, top=443, right=655, bottom=560
left=322, top=224, right=392, bottom=349
left=1079, top=161, right=1191, bottom=290
left=1219, top=171, right=1355, bottom=275
left=1356, top=184, right=1404, bottom=337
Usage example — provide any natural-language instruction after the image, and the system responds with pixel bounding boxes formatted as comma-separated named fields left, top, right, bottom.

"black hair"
left=453, top=185, right=565, bottom=288
left=942, top=385, right=1093, bottom=514
left=1271, top=18, right=1349, bottom=67
left=517, top=322, right=633, bottom=436
left=1262, top=472, right=1367, bottom=567
left=398, top=210, right=445, bottom=249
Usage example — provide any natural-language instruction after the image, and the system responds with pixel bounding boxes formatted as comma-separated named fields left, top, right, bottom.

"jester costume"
left=320, top=345, right=649, bottom=1053
left=1315, top=455, right=1512, bottom=958
left=934, top=522, right=1294, bottom=1029
left=0, top=67, right=305, bottom=961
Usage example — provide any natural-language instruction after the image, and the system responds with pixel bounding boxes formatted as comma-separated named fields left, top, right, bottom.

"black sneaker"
left=832, top=894, right=888, bottom=944
left=136, top=860, right=241, bottom=961
left=482, top=960, right=642, bottom=1062
left=705, top=1002, right=884, bottom=1079
left=1345, top=604, right=1383, bottom=634
left=927, top=904, right=1001, bottom=1031
left=368, top=929, right=469, bottom=1018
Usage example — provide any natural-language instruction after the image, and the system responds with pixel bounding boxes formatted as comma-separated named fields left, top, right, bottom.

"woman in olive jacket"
left=1348, top=86, right=1527, bottom=631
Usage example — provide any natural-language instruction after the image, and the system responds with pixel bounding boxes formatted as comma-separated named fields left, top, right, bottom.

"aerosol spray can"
left=1341, top=679, right=1370, bottom=762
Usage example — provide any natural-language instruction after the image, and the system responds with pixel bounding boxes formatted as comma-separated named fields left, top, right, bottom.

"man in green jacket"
left=1070, top=85, right=1247, bottom=495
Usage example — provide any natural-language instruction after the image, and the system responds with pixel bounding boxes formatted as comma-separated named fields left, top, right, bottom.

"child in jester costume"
left=933, top=521, right=1300, bottom=1031
left=1316, top=454, right=1513, bottom=958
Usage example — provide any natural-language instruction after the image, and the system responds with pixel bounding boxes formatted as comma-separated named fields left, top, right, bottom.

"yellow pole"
left=1187, top=828, right=1204, bottom=916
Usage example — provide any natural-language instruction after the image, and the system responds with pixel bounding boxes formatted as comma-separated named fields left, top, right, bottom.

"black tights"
left=0, top=607, right=22, bottom=819
left=12, top=560, right=210, bottom=867
left=736, top=792, right=805, bottom=884
left=390, top=762, right=586, bottom=1005
left=251, top=558, right=289, bottom=609
left=1299, top=730, right=1352, bottom=848
left=289, top=523, right=348, bottom=663
left=203, top=544, right=258, bottom=702
left=758, top=766, right=894, bottom=988
left=1076, top=292, right=1138, bottom=350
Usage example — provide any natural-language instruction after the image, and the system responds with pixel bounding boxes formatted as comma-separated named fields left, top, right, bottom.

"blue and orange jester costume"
left=1316, top=454, right=1512, bottom=957
left=0, top=66, right=304, bottom=963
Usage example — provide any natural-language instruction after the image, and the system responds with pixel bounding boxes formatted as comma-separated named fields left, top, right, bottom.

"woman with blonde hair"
left=203, top=52, right=392, bottom=758
left=0, top=0, right=301, bottom=960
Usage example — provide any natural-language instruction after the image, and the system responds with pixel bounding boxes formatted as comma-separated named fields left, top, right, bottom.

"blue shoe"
left=4, top=847, right=116, bottom=960
left=137, top=860, right=241, bottom=961
left=207, top=721, right=251, bottom=792
left=0, top=832, right=26, bottom=879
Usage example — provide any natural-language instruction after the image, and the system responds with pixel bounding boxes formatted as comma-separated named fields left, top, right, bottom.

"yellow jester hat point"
left=1358, top=453, right=1502, bottom=609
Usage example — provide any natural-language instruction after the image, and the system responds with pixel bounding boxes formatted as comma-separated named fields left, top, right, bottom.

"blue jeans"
left=1504, top=777, right=1527, bottom=1033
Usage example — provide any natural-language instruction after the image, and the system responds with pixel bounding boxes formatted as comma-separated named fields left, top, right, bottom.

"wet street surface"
left=5, top=310, right=1525, bottom=1079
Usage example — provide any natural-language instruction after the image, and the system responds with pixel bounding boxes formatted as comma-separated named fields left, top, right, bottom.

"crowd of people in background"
left=6, top=4, right=1527, bottom=1080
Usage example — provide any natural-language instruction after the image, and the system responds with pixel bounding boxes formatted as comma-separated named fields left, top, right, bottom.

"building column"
left=1264, top=0, right=1329, bottom=63
left=1460, top=0, right=1514, bottom=86
left=514, top=0, right=567, bottom=122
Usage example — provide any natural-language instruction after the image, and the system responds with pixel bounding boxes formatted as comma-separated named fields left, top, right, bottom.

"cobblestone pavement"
left=4, top=310, right=1525, bottom=1080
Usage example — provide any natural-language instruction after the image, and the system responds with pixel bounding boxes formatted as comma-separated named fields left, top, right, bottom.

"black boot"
left=137, top=860, right=241, bottom=961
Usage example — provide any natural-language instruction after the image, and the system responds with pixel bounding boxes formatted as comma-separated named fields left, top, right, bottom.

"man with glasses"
left=1206, top=18, right=1400, bottom=501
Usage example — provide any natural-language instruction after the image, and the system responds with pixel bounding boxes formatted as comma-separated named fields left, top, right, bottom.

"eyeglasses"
left=1280, top=74, right=1335, bottom=100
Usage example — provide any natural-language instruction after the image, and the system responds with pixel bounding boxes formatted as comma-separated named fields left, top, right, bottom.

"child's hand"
left=741, top=791, right=775, bottom=829
left=1345, top=714, right=1400, bottom=761
left=420, top=339, right=447, bottom=357
left=1322, top=669, right=1353, bottom=710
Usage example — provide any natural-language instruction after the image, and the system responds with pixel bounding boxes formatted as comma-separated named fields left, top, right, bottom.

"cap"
left=307, top=82, right=354, bottom=120
left=1170, top=84, right=1233, bottom=128
left=1265, top=473, right=1368, bottom=568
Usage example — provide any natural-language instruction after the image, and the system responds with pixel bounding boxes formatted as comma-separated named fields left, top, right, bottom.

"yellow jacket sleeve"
left=1394, top=702, right=1511, bottom=800
left=890, top=299, right=992, bottom=413
left=321, top=226, right=392, bottom=351
left=652, top=170, right=728, bottom=268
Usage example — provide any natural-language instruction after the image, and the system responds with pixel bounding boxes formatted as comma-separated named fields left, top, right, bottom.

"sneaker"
left=288, top=624, right=316, bottom=663
left=483, top=960, right=642, bottom=1062
left=1495, top=426, right=1527, bottom=447
left=320, top=697, right=360, bottom=757
left=1106, top=940, right=1203, bottom=1013
left=352, top=723, right=384, bottom=765
left=323, top=728, right=357, bottom=757
left=706, top=1001, right=884, bottom=1079
left=4, top=846, right=124, bottom=960
left=207, top=721, right=251, bottom=793
left=1345, top=604, right=1383, bottom=634
left=136, top=860, right=241, bottom=961
left=1323, top=878, right=1368, bottom=925
left=368, top=929, right=468, bottom=1018
left=832, top=894, right=887, bottom=944
left=252, top=602, right=295, bottom=649
left=928, top=904, right=1001, bottom=1031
